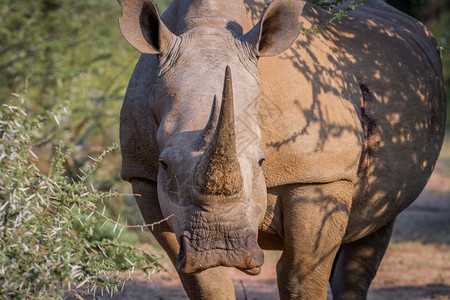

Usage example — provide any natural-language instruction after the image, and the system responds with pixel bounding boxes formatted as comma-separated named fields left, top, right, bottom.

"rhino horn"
left=196, top=66, right=243, bottom=196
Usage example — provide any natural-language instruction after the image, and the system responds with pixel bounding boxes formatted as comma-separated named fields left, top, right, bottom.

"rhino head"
left=119, top=0, right=305, bottom=275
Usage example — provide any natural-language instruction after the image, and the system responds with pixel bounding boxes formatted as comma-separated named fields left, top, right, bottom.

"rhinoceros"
left=118, top=0, right=446, bottom=298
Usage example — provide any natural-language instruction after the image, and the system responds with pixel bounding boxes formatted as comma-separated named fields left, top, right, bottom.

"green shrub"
left=0, top=100, right=161, bottom=299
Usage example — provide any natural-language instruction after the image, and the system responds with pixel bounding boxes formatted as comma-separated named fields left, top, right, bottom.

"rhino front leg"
left=330, top=220, right=395, bottom=300
left=277, top=180, right=353, bottom=300
left=131, top=179, right=236, bottom=300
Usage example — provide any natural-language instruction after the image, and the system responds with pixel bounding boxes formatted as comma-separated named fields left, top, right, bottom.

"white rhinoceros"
left=118, top=0, right=446, bottom=298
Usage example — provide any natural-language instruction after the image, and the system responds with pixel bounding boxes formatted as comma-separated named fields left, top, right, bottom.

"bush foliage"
left=0, top=100, right=161, bottom=299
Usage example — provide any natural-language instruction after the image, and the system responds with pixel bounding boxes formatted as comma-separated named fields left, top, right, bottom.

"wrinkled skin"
left=118, top=0, right=446, bottom=299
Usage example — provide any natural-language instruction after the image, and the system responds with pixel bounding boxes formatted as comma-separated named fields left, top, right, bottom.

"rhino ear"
left=242, top=0, right=305, bottom=57
left=119, top=0, right=175, bottom=54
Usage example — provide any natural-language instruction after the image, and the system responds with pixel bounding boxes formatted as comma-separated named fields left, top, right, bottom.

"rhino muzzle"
left=175, top=226, right=264, bottom=275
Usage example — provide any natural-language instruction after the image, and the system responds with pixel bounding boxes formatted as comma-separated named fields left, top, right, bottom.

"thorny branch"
left=91, top=207, right=174, bottom=231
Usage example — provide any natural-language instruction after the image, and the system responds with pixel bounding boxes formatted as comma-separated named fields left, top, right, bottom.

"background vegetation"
left=0, top=0, right=448, bottom=298
left=0, top=0, right=170, bottom=226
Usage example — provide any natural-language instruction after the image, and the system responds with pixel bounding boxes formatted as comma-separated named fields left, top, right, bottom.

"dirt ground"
left=110, top=139, right=450, bottom=300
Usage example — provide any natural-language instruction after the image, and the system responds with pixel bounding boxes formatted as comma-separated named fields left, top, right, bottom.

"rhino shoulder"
left=120, top=54, right=160, bottom=182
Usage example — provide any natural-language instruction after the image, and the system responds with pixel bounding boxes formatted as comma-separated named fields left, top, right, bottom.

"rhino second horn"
left=193, top=97, right=219, bottom=150
left=196, top=66, right=243, bottom=196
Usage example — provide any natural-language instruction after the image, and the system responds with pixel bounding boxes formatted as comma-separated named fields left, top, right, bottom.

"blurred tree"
left=0, top=0, right=169, bottom=225
left=0, top=0, right=133, bottom=171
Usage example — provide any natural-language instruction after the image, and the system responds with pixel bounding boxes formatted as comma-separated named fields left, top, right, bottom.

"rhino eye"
left=158, top=159, right=168, bottom=170
left=258, top=157, right=265, bottom=167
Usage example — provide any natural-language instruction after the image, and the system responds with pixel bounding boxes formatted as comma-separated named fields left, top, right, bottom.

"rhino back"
left=256, top=0, right=446, bottom=240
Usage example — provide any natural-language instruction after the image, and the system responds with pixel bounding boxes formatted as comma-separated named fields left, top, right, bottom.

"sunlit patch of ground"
left=107, top=136, right=450, bottom=300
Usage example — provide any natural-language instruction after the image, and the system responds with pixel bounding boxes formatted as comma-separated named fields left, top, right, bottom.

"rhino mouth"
left=175, top=225, right=264, bottom=275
